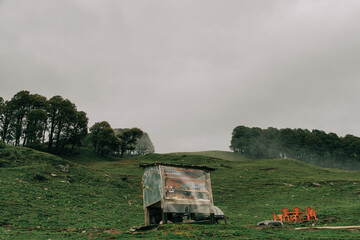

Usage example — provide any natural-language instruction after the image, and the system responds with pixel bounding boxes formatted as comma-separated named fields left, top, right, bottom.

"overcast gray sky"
left=1, top=0, right=360, bottom=153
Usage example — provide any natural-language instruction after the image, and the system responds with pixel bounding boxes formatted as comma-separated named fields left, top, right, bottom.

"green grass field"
left=1, top=145, right=360, bottom=239
left=170, top=150, right=248, bottom=161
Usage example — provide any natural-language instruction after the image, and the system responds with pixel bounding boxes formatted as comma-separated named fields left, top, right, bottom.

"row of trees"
left=89, top=121, right=146, bottom=156
left=0, top=90, right=152, bottom=157
left=230, top=125, right=360, bottom=169
left=0, top=91, right=88, bottom=153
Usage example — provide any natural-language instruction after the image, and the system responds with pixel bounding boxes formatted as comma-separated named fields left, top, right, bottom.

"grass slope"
left=0, top=145, right=142, bottom=239
left=170, top=150, right=248, bottom=161
left=0, top=146, right=360, bottom=239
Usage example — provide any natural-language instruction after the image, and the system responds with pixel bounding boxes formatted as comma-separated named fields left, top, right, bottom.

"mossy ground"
left=1, top=146, right=359, bottom=239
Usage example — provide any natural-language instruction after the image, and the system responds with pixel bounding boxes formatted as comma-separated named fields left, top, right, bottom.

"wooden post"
left=161, top=209, right=168, bottom=224
left=142, top=174, right=150, bottom=226
left=160, top=166, right=168, bottom=224
left=206, top=171, right=216, bottom=224
left=144, top=207, right=150, bottom=226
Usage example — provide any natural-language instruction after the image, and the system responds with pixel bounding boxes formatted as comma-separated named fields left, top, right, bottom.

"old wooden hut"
left=139, top=163, right=216, bottom=225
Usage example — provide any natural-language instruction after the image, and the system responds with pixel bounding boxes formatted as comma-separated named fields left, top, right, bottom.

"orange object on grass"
left=272, top=212, right=283, bottom=221
left=303, top=207, right=311, bottom=221
left=291, top=207, right=303, bottom=222
left=281, top=208, right=291, bottom=222
left=310, top=208, right=318, bottom=220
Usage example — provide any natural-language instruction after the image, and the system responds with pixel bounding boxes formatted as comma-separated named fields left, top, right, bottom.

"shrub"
left=33, top=174, right=47, bottom=181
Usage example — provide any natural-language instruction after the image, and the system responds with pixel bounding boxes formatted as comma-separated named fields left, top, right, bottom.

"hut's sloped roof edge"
left=139, top=162, right=216, bottom=171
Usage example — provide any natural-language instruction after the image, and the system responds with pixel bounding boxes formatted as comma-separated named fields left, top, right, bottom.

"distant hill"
left=1, top=145, right=360, bottom=239
left=170, top=150, right=248, bottom=161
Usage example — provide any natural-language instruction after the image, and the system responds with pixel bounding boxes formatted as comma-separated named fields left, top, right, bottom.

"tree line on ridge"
left=0, top=90, right=154, bottom=156
left=230, top=125, right=360, bottom=170
left=0, top=90, right=88, bottom=153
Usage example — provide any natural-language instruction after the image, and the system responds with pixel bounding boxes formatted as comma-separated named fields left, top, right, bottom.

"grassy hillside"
left=171, top=150, right=248, bottom=161
left=1, top=146, right=360, bottom=239
left=0, top=145, right=143, bottom=239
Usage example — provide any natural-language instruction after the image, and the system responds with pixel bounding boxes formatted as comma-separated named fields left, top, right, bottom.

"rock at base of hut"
left=257, top=220, right=283, bottom=226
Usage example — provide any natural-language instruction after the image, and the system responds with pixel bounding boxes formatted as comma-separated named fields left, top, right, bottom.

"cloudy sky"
left=1, top=0, right=360, bottom=153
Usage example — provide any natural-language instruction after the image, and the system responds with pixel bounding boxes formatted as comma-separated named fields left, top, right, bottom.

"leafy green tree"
left=0, top=100, right=15, bottom=143
left=47, top=95, right=64, bottom=151
left=342, top=134, right=360, bottom=162
left=114, top=129, right=154, bottom=155
left=22, top=93, right=48, bottom=146
left=0, top=97, right=4, bottom=141
left=262, top=127, right=280, bottom=158
left=67, top=111, right=88, bottom=151
left=54, top=99, right=77, bottom=150
left=97, top=128, right=119, bottom=155
left=47, top=96, right=78, bottom=152
left=117, top=128, right=143, bottom=157
left=89, top=121, right=110, bottom=151
left=0, top=97, right=3, bottom=114
left=230, top=125, right=252, bottom=154
left=326, top=132, right=341, bottom=158
left=231, top=125, right=360, bottom=169
left=9, top=91, right=31, bottom=146
left=89, top=121, right=119, bottom=155
left=0, top=91, right=88, bottom=153
left=24, top=109, right=48, bottom=146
